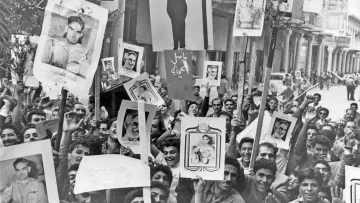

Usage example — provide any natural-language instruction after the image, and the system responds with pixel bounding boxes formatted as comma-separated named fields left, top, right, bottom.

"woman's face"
left=109, top=121, right=117, bottom=139
left=203, top=136, right=210, bottom=144
left=188, top=104, right=198, bottom=116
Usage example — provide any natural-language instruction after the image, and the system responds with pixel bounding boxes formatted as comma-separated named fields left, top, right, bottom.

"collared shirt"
left=101, top=142, right=120, bottom=154
left=2, top=177, right=48, bottom=203
left=191, top=182, right=245, bottom=203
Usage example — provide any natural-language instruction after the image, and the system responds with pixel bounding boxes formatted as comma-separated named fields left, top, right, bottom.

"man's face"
left=312, top=144, right=329, bottom=160
left=254, top=168, right=275, bottom=193
left=225, top=101, right=234, bottom=112
left=269, top=100, right=278, bottom=111
left=306, top=129, right=317, bottom=147
left=1, top=128, right=18, bottom=147
left=212, top=100, right=223, bottom=114
left=15, top=162, right=30, bottom=181
left=125, top=115, right=139, bottom=141
left=99, top=123, right=109, bottom=142
left=216, top=164, right=238, bottom=191
left=193, top=87, right=200, bottom=96
left=285, top=83, right=291, bottom=90
left=71, top=130, right=85, bottom=142
left=69, top=144, right=90, bottom=165
left=319, top=111, right=328, bottom=120
left=287, top=174, right=299, bottom=191
left=299, top=178, right=321, bottom=203
left=66, top=22, right=83, bottom=44
left=124, top=54, right=136, bottom=70
left=337, top=124, right=345, bottom=137
left=52, top=111, right=59, bottom=119
left=67, top=94, right=75, bottom=104
left=30, top=114, right=46, bottom=125
left=150, top=78, right=156, bottom=86
left=109, top=121, right=117, bottom=140
left=130, top=197, right=144, bottom=203
left=77, top=193, right=91, bottom=203
left=162, top=146, right=180, bottom=168
left=105, top=64, right=112, bottom=71
left=240, top=142, right=252, bottom=163
left=231, top=96, right=238, bottom=103
left=74, top=104, right=86, bottom=121
left=101, top=75, right=107, bottom=82
left=346, top=110, right=356, bottom=121
left=151, top=119, right=160, bottom=138
left=160, top=104, right=168, bottom=115
left=69, top=170, right=78, bottom=192
left=151, top=188, right=167, bottom=203
left=314, top=95, right=321, bottom=104
left=151, top=171, right=171, bottom=187
left=314, top=163, right=330, bottom=184
left=351, top=105, right=358, bottom=112
left=188, top=104, right=198, bottom=116
left=24, top=128, right=39, bottom=143
left=274, top=123, right=288, bottom=139
left=208, top=66, right=217, bottom=79
left=256, top=146, right=275, bottom=162
left=345, top=122, right=356, bottom=135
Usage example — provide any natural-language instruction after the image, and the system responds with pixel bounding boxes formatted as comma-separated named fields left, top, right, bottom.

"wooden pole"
left=249, top=27, right=279, bottom=168
left=236, top=37, right=249, bottom=118
left=248, top=37, right=257, bottom=92
left=55, top=88, right=67, bottom=151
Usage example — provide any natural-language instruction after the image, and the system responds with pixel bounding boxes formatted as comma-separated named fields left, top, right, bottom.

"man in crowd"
left=1, top=123, right=21, bottom=147
left=224, top=99, right=235, bottom=116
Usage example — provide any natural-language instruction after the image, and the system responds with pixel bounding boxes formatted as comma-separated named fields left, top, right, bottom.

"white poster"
left=236, top=110, right=272, bottom=143
left=345, top=165, right=360, bottom=203
left=74, top=155, right=150, bottom=194
left=233, top=0, right=266, bottom=36
left=202, top=61, right=222, bottom=86
left=264, top=112, right=297, bottom=150
left=100, top=0, right=119, bottom=11
left=149, top=0, right=214, bottom=51
left=116, top=100, right=156, bottom=154
left=0, top=140, right=59, bottom=203
left=123, top=73, right=165, bottom=106
left=180, top=117, right=226, bottom=180
left=303, top=0, right=323, bottom=14
left=118, top=41, right=144, bottom=78
left=33, top=0, right=108, bottom=97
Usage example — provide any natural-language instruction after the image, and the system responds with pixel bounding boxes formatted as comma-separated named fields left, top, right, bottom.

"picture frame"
left=180, top=117, right=226, bottom=180
left=101, top=57, right=115, bottom=73
left=202, top=61, right=222, bottom=86
left=117, top=41, right=144, bottom=78
left=233, top=0, right=266, bottom=36
left=0, top=140, right=59, bottom=203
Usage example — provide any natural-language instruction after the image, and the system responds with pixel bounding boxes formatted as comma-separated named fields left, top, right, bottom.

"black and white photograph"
left=0, top=140, right=59, bottom=203
left=180, top=117, right=225, bottom=180
left=101, top=57, right=115, bottom=73
left=149, top=0, right=214, bottom=51
left=233, top=0, right=266, bottom=36
left=265, top=112, right=296, bottom=150
left=202, top=61, right=222, bottom=86
left=123, top=73, right=164, bottom=106
left=117, top=100, right=156, bottom=154
left=118, top=41, right=144, bottom=78
left=33, top=0, right=107, bottom=97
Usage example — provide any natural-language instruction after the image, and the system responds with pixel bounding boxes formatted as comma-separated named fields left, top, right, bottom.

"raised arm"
left=294, top=108, right=317, bottom=159
left=226, top=117, right=245, bottom=158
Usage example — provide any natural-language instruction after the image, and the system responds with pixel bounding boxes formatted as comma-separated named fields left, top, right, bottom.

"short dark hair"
left=99, top=119, right=109, bottom=126
left=72, top=102, right=84, bottom=109
left=68, top=16, right=85, bottom=31
left=314, top=93, right=321, bottom=100
left=318, top=107, right=329, bottom=116
left=312, top=135, right=331, bottom=148
left=231, top=95, right=238, bottom=99
left=298, top=168, right=323, bottom=187
left=69, top=139, right=91, bottom=154
left=193, top=85, right=200, bottom=90
left=13, top=158, right=29, bottom=169
left=108, top=117, right=117, bottom=129
left=26, top=109, right=46, bottom=123
left=1, top=123, right=21, bottom=142
left=123, top=189, right=143, bottom=203
left=313, top=159, right=331, bottom=172
left=88, top=95, right=95, bottom=105
left=218, top=111, right=233, bottom=120
left=68, top=163, right=80, bottom=173
left=253, top=158, right=277, bottom=176
left=346, top=108, right=356, bottom=114
left=268, top=96, right=279, bottom=103
left=224, top=98, right=235, bottom=105
left=164, top=99, right=173, bottom=108
left=22, top=124, right=36, bottom=135
left=239, top=137, right=254, bottom=149
left=257, top=142, right=278, bottom=157
left=225, top=156, right=242, bottom=179
left=150, top=165, right=173, bottom=185
left=187, top=101, right=199, bottom=111
left=150, top=181, right=170, bottom=198
left=350, top=102, right=358, bottom=108
left=307, top=125, right=319, bottom=134
left=159, top=137, right=180, bottom=152
left=211, top=98, right=223, bottom=106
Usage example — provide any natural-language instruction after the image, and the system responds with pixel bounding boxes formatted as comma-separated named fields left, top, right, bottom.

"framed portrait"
left=33, top=0, right=108, bottom=97
left=233, top=0, right=266, bottom=36
left=180, top=117, right=226, bottom=180
left=149, top=0, right=214, bottom=51
left=345, top=166, right=360, bottom=203
left=101, top=57, right=115, bottom=73
left=118, top=41, right=144, bottom=78
left=117, top=100, right=156, bottom=154
left=264, top=112, right=297, bottom=150
left=202, top=61, right=222, bottom=86
left=123, top=73, right=165, bottom=106
left=0, top=140, right=59, bottom=203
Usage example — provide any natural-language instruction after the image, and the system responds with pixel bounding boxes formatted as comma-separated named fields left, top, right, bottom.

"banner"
left=303, top=0, right=323, bottom=14
left=164, top=50, right=195, bottom=100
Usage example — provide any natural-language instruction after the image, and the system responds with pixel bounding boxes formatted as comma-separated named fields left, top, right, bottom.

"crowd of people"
left=0, top=68, right=358, bottom=203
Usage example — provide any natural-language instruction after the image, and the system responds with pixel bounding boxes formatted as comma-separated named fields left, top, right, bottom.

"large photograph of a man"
left=118, top=42, right=144, bottom=78
left=149, top=0, right=214, bottom=51
left=34, top=0, right=107, bottom=97
left=265, top=112, right=296, bottom=150
left=202, top=61, right=222, bottom=86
